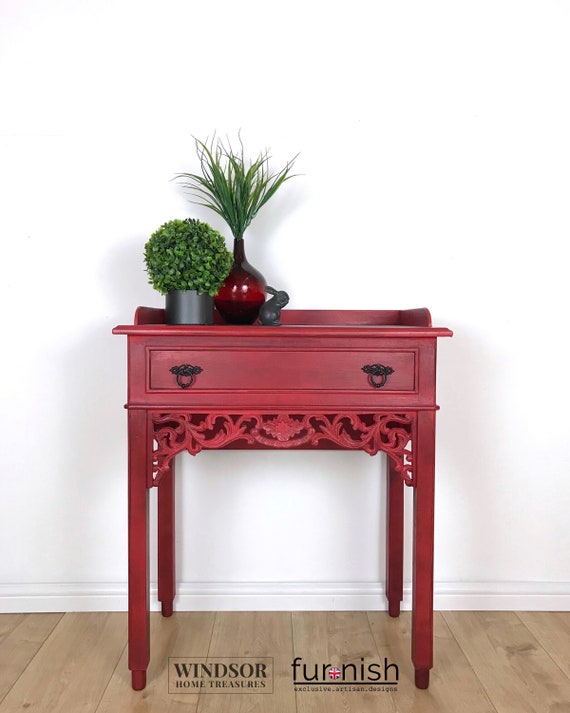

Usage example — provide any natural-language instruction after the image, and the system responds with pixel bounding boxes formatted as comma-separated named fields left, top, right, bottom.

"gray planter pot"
left=165, top=290, right=214, bottom=325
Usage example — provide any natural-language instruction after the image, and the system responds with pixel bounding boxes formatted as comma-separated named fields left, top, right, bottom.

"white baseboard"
left=0, top=581, right=569, bottom=613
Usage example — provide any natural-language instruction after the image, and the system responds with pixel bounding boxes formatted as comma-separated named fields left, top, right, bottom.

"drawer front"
left=148, top=349, right=416, bottom=392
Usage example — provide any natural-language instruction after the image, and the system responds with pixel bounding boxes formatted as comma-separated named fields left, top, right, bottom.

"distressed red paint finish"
left=113, top=307, right=452, bottom=691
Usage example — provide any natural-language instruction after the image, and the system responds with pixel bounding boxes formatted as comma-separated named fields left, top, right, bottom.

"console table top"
left=113, top=306, right=453, bottom=339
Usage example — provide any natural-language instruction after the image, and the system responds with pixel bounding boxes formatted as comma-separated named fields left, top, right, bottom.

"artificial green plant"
left=144, top=218, right=232, bottom=296
left=175, top=134, right=298, bottom=240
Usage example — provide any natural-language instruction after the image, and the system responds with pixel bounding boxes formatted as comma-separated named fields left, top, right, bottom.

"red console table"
left=113, top=307, right=452, bottom=690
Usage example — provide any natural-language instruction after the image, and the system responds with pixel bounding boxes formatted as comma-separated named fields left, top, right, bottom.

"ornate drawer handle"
left=362, top=363, right=394, bottom=389
left=170, top=364, right=203, bottom=389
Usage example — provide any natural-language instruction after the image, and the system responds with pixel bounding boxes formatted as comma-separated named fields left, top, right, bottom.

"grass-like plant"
left=175, top=134, right=298, bottom=240
left=144, top=218, right=233, bottom=296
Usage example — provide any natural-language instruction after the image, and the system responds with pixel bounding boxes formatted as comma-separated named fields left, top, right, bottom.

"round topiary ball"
left=144, top=218, right=233, bottom=296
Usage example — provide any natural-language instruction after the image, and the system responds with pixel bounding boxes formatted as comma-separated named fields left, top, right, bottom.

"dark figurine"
left=258, top=286, right=290, bottom=326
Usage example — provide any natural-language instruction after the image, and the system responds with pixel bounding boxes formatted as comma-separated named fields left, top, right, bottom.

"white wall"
left=1, top=0, right=569, bottom=612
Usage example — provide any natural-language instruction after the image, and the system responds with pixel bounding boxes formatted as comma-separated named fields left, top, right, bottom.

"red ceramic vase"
left=214, top=238, right=267, bottom=324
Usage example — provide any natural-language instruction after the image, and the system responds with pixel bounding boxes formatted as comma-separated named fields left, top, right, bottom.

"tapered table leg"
left=386, top=455, right=404, bottom=617
left=411, top=410, right=436, bottom=689
left=128, top=410, right=150, bottom=690
left=158, top=460, right=175, bottom=617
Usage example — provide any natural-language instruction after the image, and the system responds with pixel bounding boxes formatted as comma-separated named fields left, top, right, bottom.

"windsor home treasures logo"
left=292, top=657, right=399, bottom=693
left=168, top=657, right=273, bottom=694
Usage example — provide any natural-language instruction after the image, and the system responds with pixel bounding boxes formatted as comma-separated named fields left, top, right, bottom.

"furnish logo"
left=168, top=657, right=273, bottom=694
left=291, top=657, right=399, bottom=693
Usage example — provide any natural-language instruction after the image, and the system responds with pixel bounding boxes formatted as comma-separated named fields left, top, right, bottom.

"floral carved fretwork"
left=152, top=412, right=415, bottom=487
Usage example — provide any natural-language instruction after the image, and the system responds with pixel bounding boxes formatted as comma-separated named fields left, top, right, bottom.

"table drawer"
left=148, top=349, right=416, bottom=392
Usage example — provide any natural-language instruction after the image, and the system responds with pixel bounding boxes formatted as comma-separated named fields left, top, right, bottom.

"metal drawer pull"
left=170, top=364, right=203, bottom=389
left=362, top=363, right=394, bottom=389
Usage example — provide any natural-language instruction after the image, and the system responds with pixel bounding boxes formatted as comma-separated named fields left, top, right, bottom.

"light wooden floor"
left=0, top=611, right=569, bottom=712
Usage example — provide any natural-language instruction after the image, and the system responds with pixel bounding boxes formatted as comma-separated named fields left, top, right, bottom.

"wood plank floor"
left=0, top=611, right=568, bottom=712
